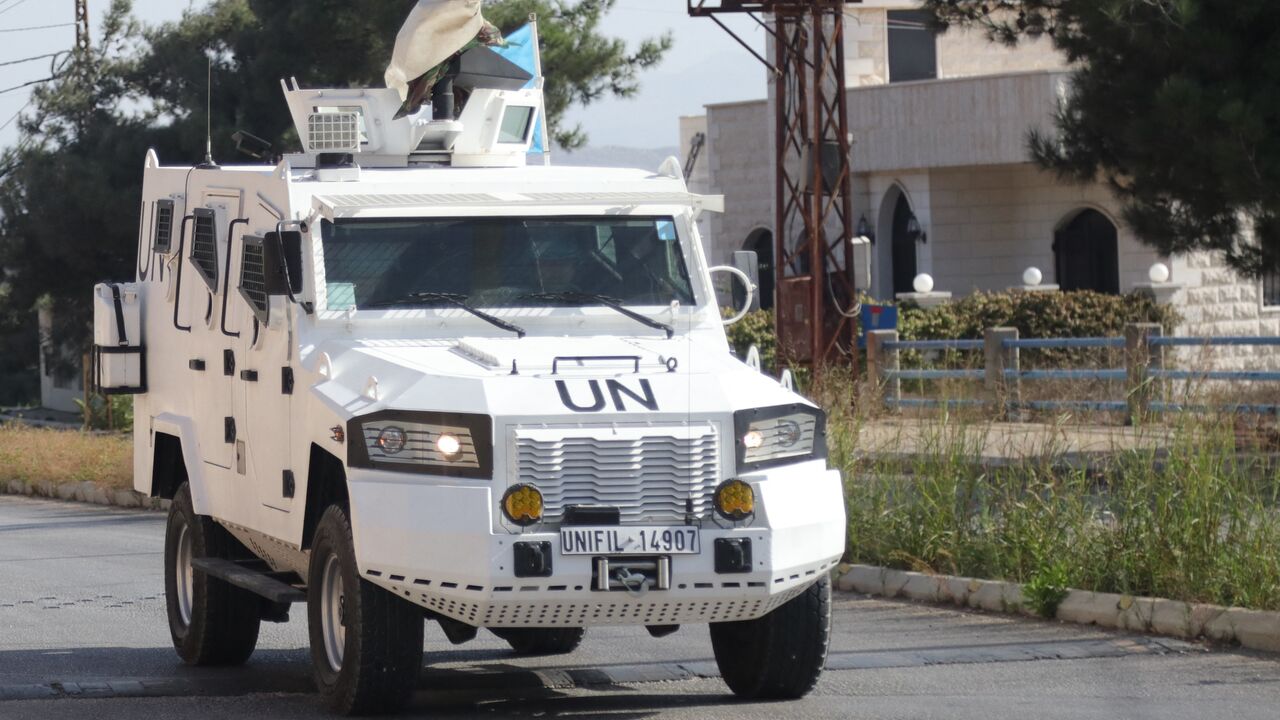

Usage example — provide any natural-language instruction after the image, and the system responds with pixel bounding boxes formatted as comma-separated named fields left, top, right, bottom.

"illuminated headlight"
left=733, top=405, right=827, bottom=472
left=347, top=411, right=493, bottom=479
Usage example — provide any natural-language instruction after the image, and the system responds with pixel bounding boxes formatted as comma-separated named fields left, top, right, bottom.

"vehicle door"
left=230, top=223, right=302, bottom=540
left=186, top=191, right=243, bottom=495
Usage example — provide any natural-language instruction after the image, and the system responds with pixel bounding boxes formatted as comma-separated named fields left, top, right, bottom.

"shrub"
left=897, top=290, right=1180, bottom=341
left=725, top=309, right=777, bottom=371
left=723, top=291, right=1179, bottom=376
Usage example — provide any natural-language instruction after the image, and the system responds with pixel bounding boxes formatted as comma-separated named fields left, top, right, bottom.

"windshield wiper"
left=364, top=292, right=526, bottom=339
left=521, top=291, right=674, bottom=339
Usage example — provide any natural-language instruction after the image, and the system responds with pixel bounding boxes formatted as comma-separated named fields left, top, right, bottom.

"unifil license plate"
left=559, top=526, right=700, bottom=556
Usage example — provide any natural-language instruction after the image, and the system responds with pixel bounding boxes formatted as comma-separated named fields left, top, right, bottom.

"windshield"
left=320, top=217, right=697, bottom=311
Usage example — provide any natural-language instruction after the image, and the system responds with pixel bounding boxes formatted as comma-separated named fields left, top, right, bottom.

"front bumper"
left=346, top=461, right=846, bottom=627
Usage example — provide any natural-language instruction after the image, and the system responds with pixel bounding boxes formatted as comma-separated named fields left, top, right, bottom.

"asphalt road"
left=2, top=495, right=1280, bottom=719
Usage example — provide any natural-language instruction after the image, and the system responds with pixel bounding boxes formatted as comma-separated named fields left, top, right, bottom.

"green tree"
left=0, top=1, right=162, bottom=388
left=921, top=0, right=1280, bottom=277
left=0, top=0, right=670, bottom=403
left=135, top=0, right=671, bottom=156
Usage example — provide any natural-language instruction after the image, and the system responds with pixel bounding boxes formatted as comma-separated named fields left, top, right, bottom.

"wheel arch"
left=149, top=414, right=210, bottom=513
left=302, top=443, right=349, bottom=550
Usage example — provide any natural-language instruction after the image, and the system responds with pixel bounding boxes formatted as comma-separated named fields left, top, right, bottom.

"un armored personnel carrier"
left=92, top=53, right=845, bottom=714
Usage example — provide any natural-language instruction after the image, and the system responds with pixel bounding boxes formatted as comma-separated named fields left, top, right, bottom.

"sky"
left=0, top=0, right=766, bottom=151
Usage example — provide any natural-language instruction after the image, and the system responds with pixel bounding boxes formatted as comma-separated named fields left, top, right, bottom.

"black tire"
left=164, top=483, right=261, bottom=666
left=710, top=575, right=831, bottom=700
left=491, top=627, right=585, bottom=656
left=307, top=505, right=424, bottom=715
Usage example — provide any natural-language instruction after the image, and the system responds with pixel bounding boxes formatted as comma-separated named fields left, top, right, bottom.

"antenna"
left=201, top=56, right=218, bottom=168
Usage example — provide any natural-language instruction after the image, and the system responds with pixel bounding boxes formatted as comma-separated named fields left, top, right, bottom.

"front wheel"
left=710, top=575, right=832, bottom=700
left=490, top=627, right=585, bottom=656
left=307, top=505, right=424, bottom=715
left=164, top=483, right=261, bottom=665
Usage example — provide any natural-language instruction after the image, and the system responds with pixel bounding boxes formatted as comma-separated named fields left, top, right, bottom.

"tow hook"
left=614, top=568, right=649, bottom=598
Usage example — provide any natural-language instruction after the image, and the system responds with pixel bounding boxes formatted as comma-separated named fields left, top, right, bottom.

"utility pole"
left=687, top=1, right=859, bottom=369
left=75, top=0, right=90, bottom=53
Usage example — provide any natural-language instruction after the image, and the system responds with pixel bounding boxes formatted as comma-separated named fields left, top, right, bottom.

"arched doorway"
left=1054, top=209, right=1119, bottom=294
left=890, top=193, right=919, bottom=296
left=741, top=229, right=775, bottom=311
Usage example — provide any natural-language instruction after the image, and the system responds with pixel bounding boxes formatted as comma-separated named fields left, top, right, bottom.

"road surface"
left=2, top=495, right=1279, bottom=719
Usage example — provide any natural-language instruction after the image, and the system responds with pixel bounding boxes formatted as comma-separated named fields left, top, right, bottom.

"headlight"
left=347, top=411, right=493, bottom=479
left=733, top=404, right=827, bottom=472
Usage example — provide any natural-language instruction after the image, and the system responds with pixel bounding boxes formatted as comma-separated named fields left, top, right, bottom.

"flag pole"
left=529, top=12, right=552, bottom=166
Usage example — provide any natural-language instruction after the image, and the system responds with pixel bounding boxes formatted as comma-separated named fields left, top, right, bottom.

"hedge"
left=726, top=291, right=1181, bottom=371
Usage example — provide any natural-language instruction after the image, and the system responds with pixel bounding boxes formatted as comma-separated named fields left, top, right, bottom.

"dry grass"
left=0, top=425, right=132, bottom=490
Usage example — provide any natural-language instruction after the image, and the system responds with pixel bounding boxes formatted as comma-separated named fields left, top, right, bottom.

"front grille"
left=514, top=424, right=720, bottom=525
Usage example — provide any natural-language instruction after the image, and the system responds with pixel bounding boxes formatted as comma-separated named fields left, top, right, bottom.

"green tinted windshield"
left=320, top=217, right=696, bottom=311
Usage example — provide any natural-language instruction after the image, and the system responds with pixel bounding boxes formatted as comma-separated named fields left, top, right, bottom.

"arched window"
left=1054, top=209, right=1120, bottom=294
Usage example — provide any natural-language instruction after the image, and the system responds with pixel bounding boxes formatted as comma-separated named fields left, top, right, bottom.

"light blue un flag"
left=494, top=23, right=545, bottom=154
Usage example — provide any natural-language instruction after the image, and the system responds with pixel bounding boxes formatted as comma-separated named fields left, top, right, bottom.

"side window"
left=887, top=10, right=938, bottom=83
left=190, top=208, right=219, bottom=292
left=152, top=199, right=175, bottom=254
left=239, top=236, right=270, bottom=324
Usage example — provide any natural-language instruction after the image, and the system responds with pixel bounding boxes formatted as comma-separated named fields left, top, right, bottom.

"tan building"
left=683, top=2, right=1279, bottom=365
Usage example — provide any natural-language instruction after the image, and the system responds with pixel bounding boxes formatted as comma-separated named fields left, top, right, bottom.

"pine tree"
left=923, top=0, right=1280, bottom=277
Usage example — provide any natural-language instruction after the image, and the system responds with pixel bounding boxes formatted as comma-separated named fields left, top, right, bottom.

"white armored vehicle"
left=93, top=46, right=845, bottom=714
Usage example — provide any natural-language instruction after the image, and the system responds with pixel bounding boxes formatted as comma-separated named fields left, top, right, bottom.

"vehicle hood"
left=307, top=334, right=808, bottom=422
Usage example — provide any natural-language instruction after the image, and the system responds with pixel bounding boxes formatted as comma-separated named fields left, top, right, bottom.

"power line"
left=0, top=23, right=74, bottom=34
left=0, top=76, right=57, bottom=95
left=0, top=98, right=31, bottom=132
left=0, top=0, right=31, bottom=17
left=0, top=52, right=62, bottom=68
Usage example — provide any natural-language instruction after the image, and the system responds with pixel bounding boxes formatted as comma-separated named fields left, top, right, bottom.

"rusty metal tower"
left=74, top=0, right=90, bottom=53
left=688, top=1, right=859, bottom=367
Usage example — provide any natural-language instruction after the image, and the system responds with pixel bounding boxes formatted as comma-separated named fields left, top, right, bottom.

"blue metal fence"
left=867, top=326, right=1280, bottom=415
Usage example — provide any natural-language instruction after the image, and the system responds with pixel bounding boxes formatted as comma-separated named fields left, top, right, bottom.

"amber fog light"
left=502, top=484, right=544, bottom=527
left=714, top=479, right=755, bottom=522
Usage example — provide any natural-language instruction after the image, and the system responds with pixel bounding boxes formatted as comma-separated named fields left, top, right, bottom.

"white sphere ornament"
left=1149, top=262, right=1171, bottom=284
left=913, top=273, right=934, bottom=294
left=1023, top=267, right=1043, bottom=286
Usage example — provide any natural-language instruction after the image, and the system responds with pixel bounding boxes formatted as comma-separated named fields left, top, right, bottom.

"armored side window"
left=190, top=208, right=219, bottom=292
left=152, top=199, right=175, bottom=254
left=239, top=235, right=270, bottom=325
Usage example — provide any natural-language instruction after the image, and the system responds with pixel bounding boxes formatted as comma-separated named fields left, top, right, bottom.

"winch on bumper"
left=344, top=459, right=846, bottom=628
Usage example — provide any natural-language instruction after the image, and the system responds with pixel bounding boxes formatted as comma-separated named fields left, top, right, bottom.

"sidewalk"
left=856, top=419, right=1175, bottom=465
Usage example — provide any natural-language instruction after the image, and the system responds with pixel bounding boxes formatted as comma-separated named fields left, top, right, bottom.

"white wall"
left=703, top=99, right=773, bottom=268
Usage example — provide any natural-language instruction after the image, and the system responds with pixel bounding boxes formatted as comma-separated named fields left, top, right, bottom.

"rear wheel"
left=164, top=483, right=261, bottom=665
left=307, top=505, right=424, bottom=715
left=491, top=627, right=585, bottom=656
left=710, top=575, right=831, bottom=700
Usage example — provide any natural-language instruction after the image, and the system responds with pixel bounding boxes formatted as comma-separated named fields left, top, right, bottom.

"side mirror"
left=239, top=231, right=304, bottom=325
left=265, top=231, right=304, bottom=296
left=709, top=265, right=756, bottom=326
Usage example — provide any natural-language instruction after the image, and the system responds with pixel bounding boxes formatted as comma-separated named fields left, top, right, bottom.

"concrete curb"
left=836, top=563, right=1280, bottom=654
left=0, top=477, right=168, bottom=512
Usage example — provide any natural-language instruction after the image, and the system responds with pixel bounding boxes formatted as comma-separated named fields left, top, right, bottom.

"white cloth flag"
left=384, top=0, right=484, bottom=102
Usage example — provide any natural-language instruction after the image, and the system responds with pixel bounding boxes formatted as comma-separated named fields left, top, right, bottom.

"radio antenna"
left=201, top=55, right=218, bottom=168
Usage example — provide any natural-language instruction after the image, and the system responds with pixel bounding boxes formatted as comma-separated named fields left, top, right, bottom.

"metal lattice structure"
left=74, top=0, right=90, bottom=52
left=688, top=1, right=859, bottom=367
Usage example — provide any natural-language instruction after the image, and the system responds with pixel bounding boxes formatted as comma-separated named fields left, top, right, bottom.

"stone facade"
left=1166, top=252, right=1280, bottom=371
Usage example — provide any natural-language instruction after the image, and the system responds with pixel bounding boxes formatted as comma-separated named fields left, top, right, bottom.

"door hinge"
left=224, top=417, right=236, bottom=443
left=223, top=349, right=236, bottom=377
left=282, top=367, right=295, bottom=395
left=240, top=370, right=259, bottom=382
left=282, top=470, right=296, bottom=499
